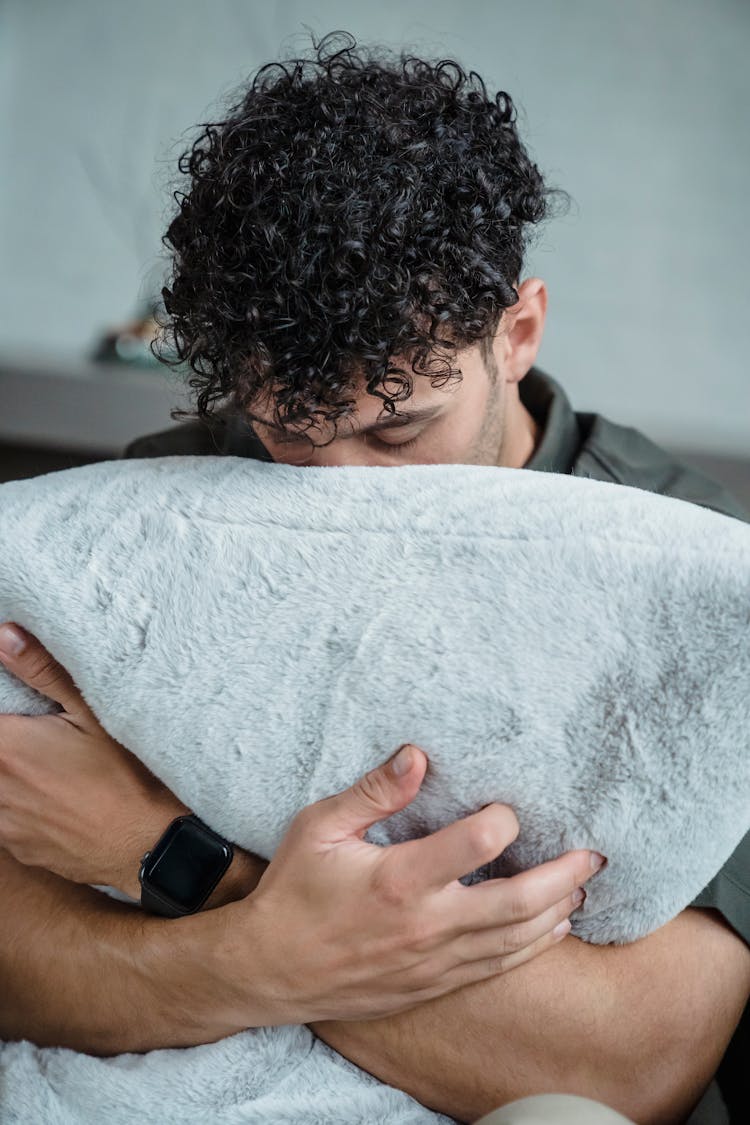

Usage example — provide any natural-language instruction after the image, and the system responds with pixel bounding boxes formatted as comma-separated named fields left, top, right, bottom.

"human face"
left=247, top=278, right=546, bottom=468
left=249, top=347, right=500, bottom=467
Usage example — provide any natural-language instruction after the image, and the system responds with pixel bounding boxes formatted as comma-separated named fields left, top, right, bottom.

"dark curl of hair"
left=159, top=29, right=568, bottom=438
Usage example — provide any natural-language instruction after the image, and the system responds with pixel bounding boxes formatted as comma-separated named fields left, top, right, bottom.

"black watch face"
left=142, top=818, right=232, bottom=912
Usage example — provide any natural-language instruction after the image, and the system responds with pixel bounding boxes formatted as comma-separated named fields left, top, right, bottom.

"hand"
left=0, top=621, right=192, bottom=897
left=228, top=743, right=606, bottom=1025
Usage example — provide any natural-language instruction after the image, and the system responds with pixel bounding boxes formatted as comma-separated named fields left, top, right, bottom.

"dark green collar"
left=221, top=411, right=274, bottom=460
left=520, top=366, right=581, bottom=475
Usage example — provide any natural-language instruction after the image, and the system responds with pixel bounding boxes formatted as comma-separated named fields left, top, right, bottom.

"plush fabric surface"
left=1, top=455, right=748, bottom=1124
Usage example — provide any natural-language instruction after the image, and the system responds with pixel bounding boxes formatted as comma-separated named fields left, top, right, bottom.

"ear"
left=502, top=278, right=548, bottom=382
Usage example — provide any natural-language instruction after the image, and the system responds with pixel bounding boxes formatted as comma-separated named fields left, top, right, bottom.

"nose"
left=314, top=441, right=377, bottom=467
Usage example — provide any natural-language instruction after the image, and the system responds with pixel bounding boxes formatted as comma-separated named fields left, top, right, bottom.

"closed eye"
left=372, top=432, right=423, bottom=452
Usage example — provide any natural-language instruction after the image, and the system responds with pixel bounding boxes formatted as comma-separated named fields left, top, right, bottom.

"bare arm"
left=0, top=846, right=263, bottom=1054
left=7, top=842, right=745, bottom=1125
left=311, top=906, right=750, bottom=1125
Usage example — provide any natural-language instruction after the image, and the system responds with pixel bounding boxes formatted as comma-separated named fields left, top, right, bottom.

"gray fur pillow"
left=0, top=456, right=747, bottom=946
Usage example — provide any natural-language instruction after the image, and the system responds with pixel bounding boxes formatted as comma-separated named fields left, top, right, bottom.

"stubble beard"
left=466, top=374, right=508, bottom=467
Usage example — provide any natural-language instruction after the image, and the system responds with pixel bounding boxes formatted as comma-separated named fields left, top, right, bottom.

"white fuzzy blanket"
left=0, top=456, right=748, bottom=1124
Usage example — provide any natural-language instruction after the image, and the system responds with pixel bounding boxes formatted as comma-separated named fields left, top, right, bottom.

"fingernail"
left=0, top=624, right=27, bottom=657
left=391, top=745, right=413, bottom=776
left=590, top=852, right=606, bottom=872
left=553, top=919, right=571, bottom=940
left=572, top=887, right=586, bottom=907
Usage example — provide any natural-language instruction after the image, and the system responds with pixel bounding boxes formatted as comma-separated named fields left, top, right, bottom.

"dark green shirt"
left=125, top=365, right=749, bottom=1119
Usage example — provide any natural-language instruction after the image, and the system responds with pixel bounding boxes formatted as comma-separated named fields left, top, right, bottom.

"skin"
left=0, top=277, right=748, bottom=1123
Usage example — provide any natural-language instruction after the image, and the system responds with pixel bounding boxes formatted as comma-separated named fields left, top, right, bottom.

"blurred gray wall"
left=1, top=0, right=748, bottom=455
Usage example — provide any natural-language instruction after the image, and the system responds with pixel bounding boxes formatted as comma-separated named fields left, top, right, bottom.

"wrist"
left=125, top=904, right=255, bottom=1048
left=203, top=894, right=301, bottom=1029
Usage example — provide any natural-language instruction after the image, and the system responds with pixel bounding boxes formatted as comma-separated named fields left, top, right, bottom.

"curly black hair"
left=159, top=29, right=567, bottom=437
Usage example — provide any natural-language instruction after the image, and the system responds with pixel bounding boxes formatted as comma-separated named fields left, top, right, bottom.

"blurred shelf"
left=0, top=350, right=189, bottom=456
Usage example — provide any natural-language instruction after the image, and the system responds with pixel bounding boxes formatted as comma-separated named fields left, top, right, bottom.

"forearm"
left=0, top=847, right=265, bottom=1055
left=311, top=907, right=750, bottom=1125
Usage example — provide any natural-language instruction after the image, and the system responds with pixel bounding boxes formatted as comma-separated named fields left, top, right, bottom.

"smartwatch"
left=139, top=814, right=234, bottom=917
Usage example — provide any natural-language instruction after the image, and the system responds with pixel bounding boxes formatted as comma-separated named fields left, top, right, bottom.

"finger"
left=388, top=802, right=520, bottom=893
left=459, top=848, right=605, bottom=931
left=453, top=886, right=583, bottom=962
left=302, top=744, right=428, bottom=843
left=0, top=623, right=93, bottom=719
left=416, top=913, right=574, bottom=1005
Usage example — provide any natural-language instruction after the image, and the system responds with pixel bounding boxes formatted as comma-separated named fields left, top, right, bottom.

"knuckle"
left=466, top=819, right=502, bottom=860
left=403, top=917, right=436, bottom=953
left=503, top=883, right=532, bottom=923
left=468, top=804, right=519, bottom=861
left=496, top=803, right=520, bottom=839
left=484, top=952, right=511, bottom=977
left=354, top=766, right=391, bottom=809
left=0, top=721, right=29, bottom=774
left=409, top=953, right=442, bottom=989
left=498, top=921, right=525, bottom=952
left=404, top=949, right=445, bottom=994
left=370, top=863, right=410, bottom=910
left=482, top=803, right=519, bottom=841
left=25, top=654, right=60, bottom=690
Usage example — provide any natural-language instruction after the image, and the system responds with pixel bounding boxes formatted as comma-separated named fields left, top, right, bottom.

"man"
left=0, top=31, right=748, bottom=1125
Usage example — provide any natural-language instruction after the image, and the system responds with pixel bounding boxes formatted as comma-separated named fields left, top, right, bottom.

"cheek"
left=436, top=396, right=493, bottom=455
left=396, top=423, right=477, bottom=465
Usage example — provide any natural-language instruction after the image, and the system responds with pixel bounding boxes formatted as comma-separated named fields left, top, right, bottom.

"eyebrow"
left=248, top=405, right=443, bottom=440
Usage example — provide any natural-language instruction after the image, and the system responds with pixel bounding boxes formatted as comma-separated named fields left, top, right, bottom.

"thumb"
left=0, top=622, right=92, bottom=719
left=316, top=744, right=428, bottom=842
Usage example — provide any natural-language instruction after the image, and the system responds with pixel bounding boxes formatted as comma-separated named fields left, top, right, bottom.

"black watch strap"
left=139, top=875, right=188, bottom=918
